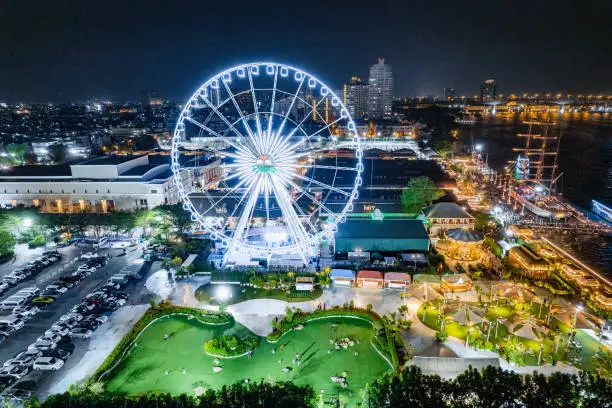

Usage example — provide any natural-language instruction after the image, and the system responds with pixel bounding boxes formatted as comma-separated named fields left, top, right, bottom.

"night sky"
left=1, top=0, right=611, bottom=102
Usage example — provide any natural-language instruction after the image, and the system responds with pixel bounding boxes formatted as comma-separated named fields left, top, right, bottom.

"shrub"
left=28, top=234, right=46, bottom=248
left=204, top=334, right=260, bottom=357
left=435, top=331, right=448, bottom=342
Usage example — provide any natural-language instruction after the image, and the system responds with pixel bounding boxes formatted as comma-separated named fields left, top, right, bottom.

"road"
left=0, top=243, right=161, bottom=397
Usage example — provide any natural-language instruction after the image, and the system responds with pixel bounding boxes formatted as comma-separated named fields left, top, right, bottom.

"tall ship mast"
left=504, top=120, right=566, bottom=219
left=512, top=120, right=562, bottom=192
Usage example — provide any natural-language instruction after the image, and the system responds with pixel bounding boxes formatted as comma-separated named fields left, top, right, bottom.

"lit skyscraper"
left=480, top=79, right=497, bottom=101
left=343, top=76, right=368, bottom=120
left=367, top=58, right=393, bottom=120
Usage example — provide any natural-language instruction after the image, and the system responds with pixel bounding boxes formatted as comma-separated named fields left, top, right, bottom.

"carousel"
left=435, top=227, right=484, bottom=262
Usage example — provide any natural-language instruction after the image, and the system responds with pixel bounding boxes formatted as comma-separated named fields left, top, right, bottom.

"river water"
left=458, top=112, right=612, bottom=276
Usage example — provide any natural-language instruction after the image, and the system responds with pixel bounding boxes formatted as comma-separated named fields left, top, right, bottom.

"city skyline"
left=1, top=1, right=612, bottom=102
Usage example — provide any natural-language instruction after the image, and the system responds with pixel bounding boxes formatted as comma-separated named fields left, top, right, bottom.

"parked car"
left=45, top=285, right=68, bottom=294
left=69, top=327, right=92, bottom=339
left=3, top=351, right=40, bottom=368
left=0, top=282, right=9, bottom=293
left=0, top=325, right=16, bottom=337
left=38, top=333, right=62, bottom=344
left=39, top=290, right=62, bottom=299
left=33, top=356, right=64, bottom=371
left=45, top=326, right=70, bottom=337
left=12, top=305, right=40, bottom=318
left=0, top=375, right=17, bottom=390
left=59, top=313, right=82, bottom=323
left=0, top=365, right=30, bottom=380
left=3, top=388, right=33, bottom=401
left=28, top=339, right=57, bottom=351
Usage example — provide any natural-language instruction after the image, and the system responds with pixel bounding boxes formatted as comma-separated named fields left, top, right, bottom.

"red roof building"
left=356, top=270, right=384, bottom=288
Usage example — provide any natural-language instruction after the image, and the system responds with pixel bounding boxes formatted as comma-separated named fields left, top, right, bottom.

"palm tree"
left=398, top=305, right=409, bottom=321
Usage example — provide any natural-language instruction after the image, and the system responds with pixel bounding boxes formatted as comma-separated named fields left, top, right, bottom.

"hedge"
left=94, top=303, right=233, bottom=380
left=266, top=307, right=399, bottom=371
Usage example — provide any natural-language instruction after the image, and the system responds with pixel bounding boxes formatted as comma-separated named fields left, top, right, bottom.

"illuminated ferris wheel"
left=171, top=62, right=363, bottom=263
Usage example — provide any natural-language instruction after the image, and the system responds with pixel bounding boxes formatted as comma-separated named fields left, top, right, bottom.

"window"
left=62, top=190, right=64, bottom=193
left=73, top=189, right=76, bottom=193
left=85, top=190, right=87, bottom=193
left=150, top=189, right=158, bottom=193
left=107, top=189, right=110, bottom=193
left=96, top=190, right=99, bottom=193
left=27, top=189, right=30, bottom=193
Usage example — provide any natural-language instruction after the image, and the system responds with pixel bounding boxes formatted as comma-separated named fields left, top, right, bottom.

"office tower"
left=444, top=87, right=456, bottom=100
left=367, top=58, right=393, bottom=120
left=343, top=77, right=368, bottom=120
left=480, top=79, right=497, bottom=101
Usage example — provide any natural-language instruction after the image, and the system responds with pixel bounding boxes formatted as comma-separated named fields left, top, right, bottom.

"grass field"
left=194, top=283, right=323, bottom=305
left=417, top=300, right=604, bottom=370
left=105, top=315, right=391, bottom=405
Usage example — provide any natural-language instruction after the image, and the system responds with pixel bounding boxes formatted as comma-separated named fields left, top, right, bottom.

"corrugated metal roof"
left=422, top=202, right=473, bottom=219
left=357, top=270, right=384, bottom=280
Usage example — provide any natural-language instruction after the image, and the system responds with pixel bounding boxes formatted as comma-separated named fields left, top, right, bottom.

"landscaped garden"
left=103, top=313, right=391, bottom=405
left=194, top=283, right=322, bottom=305
left=417, top=297, right=611, bottom=372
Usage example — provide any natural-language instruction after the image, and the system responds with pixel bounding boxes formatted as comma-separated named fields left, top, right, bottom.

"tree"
left=7, top=143, right=28, bottom=164
left=158, top=204, right=193, bottom=237
left=49, top=144, right=67, bottom=163
left=0, top=230, right=16, bottom=256
left=401, top=176, right=445, bottom=213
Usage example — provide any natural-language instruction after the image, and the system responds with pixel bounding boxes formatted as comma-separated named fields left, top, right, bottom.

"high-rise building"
left=343, top=77, right=368, bottom=120
left=443, top=87, right=456, bottom=100
left=480, top=79, right=497, bottom=101
left=367, top=58, right=393, bottom=120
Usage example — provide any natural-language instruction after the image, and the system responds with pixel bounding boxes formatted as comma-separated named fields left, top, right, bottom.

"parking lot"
left=0, top=242, right=160, bottom=400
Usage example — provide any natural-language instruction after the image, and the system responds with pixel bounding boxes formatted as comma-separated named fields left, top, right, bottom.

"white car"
left=45, top=285, right=68, bottom=294
left=45, top=326, right=70, bottom=337
left=69, top=327, right=92, bottom=339
left=59, top=313, right=82, bottom=323
left=94, top=315, right=109, bottom=324
left=37, top=333, right=62, bottom=343
left=33, top=357, right=64, bottom=371
left=0, top=283, right=9, bottom=293
left=12, top=305, right=40, bottom=317
left=28, top=339, right=57, bottom=351
left=80, top=252, right=96, bottom=259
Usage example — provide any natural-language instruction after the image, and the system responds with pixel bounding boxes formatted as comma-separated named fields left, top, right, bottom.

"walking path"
left=46, top=305, right=149, bottom=395
left=161, top=276, right=590, bottom=378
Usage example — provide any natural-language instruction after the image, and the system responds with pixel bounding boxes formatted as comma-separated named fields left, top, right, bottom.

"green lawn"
left=105, top=315, right=390, bottom=405
left=417, top=300, right=608, bottom=370
left=194, top=283, right=323, bottom=305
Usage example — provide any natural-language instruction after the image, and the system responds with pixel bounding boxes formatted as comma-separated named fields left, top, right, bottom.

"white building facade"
left=0, top=155, right=221, bottom=212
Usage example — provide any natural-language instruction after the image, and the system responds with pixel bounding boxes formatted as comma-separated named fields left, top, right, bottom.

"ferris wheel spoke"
left=197, top=171, right=255, bottom=218
left=289, top=193, right=318, bottom=234
left=269, top=176, right=310, bottom=262
left=286, top=96, right=327, bottom=140
left=269, top=76, right=306, bottom=154
left=289, top=172, right=351, bottom=197
left=229, top=177, right=263, bottom=251
left=247, top=69, right=264, bottom=142
left=266, top=67, right=279, bottom=148
left=292, top=164, right=358, bottom=172
left=183, top=116, right=250, bottom=154
left=273, top=170, right=336, bottom=216
left=221, top=79, right=262, bottom=154
left=200, top=93, right=251, bottom=143
left=277, top=116, right=344, bottom=156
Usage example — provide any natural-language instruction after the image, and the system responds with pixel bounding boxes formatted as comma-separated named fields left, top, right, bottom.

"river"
left=458, top=112, right=612, bottom=276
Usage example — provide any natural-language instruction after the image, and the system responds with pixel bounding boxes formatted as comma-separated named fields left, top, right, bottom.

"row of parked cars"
left=0, top=251, right=62, bottom=295
left=0, top=257, right=129, bottom=397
